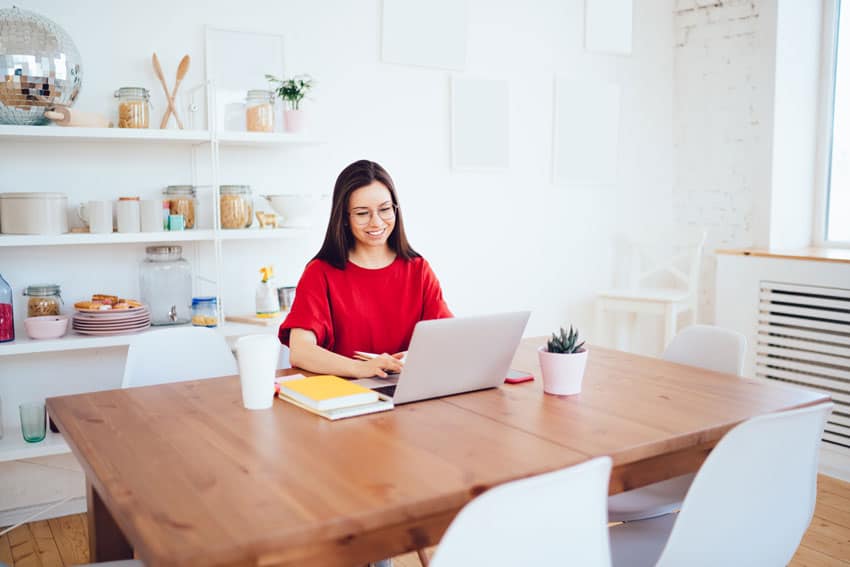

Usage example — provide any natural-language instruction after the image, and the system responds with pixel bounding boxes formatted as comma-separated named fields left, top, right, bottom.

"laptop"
left=352, top=311, right=531, bottom=405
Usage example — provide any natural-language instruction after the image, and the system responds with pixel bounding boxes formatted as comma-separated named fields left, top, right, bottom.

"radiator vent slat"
left=758, top=281, right=850, bottom=451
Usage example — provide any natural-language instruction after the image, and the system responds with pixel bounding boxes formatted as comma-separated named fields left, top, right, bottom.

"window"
left=824, top=1, right=850, bottom=244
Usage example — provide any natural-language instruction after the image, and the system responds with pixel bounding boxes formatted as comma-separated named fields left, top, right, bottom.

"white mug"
left=78, top=200, right=113, bottom=234
left=235, top=334, right=280, bottom=410
left=140, top=199, right=164, bottom=232
left=116, top=199, right=140, bottom=233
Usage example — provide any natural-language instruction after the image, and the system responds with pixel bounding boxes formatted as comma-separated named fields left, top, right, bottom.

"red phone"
left=505, top=369, right=534, bottom=384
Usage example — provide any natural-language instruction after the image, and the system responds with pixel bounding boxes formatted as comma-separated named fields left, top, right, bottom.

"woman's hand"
left=352, top=353, right=403, bottom=378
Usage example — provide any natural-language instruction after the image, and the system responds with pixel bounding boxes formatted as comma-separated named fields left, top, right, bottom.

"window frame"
left=814, top=0, right=850, bottom=247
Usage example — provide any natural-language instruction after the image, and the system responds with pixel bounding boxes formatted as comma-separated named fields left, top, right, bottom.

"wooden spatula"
left=160, top=55, right=190, bottom=129
left=152, top=52, right=181, bottom=130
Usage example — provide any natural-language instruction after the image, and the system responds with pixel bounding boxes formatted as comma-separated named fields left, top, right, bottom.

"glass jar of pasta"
left=163, top=185, right=196, bottom=229
left=219, top=185, right=253, bottom=229
left=191, top=296, right=218, bottom=327
left=23, top=284, right=62, bottom=317
left=114, top=87, right=151, bottom=129
left=245, top=90, right=274, bottom=132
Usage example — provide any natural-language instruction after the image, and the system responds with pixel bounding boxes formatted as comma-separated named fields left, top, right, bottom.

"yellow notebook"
left=278, top=375, right=379, bottom=410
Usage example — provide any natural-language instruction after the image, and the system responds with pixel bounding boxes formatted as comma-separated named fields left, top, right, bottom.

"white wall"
left=1, top=0, right=675, bottom=517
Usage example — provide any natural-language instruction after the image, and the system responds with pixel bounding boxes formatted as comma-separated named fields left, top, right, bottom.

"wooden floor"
left=1, top=474, right=848, bottom=566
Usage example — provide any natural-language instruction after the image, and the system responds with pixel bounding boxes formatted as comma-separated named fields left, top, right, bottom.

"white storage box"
left=0, top=192, right=69, bottom=235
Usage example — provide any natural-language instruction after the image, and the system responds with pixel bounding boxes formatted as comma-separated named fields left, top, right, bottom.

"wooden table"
left=47, top=339, right=828, bottom=567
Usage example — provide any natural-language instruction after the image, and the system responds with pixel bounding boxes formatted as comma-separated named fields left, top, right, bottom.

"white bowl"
left=261, top=194, right=326, bottom=227
left=24, top=315, right=69, bottom=340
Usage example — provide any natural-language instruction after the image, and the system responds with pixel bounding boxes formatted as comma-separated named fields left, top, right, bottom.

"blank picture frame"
left=451, top=77, right=510, bottom=170
left=585, top=0, right=633, bottom=56
left=553, top=78, right=621, bottom=185
left=382, top=0, right=469, bottom=70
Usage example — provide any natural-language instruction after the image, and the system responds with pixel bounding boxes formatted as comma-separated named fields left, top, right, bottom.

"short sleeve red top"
left=278, top=256, right=453, bottom=357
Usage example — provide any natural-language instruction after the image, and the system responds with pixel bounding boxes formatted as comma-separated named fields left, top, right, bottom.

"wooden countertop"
left=716, top=247, right=850, bottom=264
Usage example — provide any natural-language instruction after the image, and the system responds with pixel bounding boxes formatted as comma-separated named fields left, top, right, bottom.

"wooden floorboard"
left=1, top=474, right=848, bottom=566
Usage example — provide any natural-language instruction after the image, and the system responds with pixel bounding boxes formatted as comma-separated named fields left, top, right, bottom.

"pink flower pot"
left=537, top=346, right=588, bottom=395
left=284, top=109, right=304, bottom=133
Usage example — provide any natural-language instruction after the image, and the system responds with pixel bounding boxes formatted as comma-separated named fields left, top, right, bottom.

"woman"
left=279, top=159, right=453, bottom=378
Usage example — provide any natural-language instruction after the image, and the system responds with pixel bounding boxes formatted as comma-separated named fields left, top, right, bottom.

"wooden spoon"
left=151, top=53, right=179, bottom=129
left=161, top=55, right=190, bottom=129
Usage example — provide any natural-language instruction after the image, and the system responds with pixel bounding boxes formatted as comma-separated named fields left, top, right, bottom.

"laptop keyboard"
left=373, top=384, right=397, bottom=397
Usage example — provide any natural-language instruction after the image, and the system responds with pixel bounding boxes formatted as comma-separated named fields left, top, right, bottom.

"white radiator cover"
left=755, top=281, right=850, bottom=450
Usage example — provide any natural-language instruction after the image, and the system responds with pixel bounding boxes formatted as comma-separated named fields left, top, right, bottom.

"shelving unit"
left=0, top=430, right=70, bottom=463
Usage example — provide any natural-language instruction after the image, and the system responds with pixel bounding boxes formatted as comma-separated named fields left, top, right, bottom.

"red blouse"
left=279, top=256, right=453, bottom=357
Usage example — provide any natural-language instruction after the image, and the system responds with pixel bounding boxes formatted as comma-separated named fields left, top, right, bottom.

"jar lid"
left=246, top=89, right=273, bottom=101
left=145, top=245, right=182, bottom=255
left=220, top=185, right=251, bottom=194
left=115, top=87, right=150, bottom=99
left=164, top=185, right=196, bottom=196
left=192, top=296, right=217, bottom=305
left=119, top=196, right=140, bottom=201
left=0, top=192, right=68, bottom=200
left=24, top=284, right=61, bottom=296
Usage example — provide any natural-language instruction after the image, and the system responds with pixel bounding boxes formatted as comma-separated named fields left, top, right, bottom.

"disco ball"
left=0, top=7, right=82, bottom=125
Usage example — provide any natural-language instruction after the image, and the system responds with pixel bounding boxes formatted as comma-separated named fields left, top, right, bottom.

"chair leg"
left=663, top=304, right=676, bottom=351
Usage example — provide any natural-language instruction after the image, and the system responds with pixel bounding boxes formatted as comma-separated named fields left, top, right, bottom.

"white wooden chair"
left=428, top=457, right=613, bottom=567
left=122, top=326, right=238, bottom=388
left=596, top=228, right=707, bottom=353
left=609, top=402, right=833, bottom=567
left=607, top=324, right=747, bottom=523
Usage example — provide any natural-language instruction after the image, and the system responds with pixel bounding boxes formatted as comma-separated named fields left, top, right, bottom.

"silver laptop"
left=352, top=311, right=530, bottom=404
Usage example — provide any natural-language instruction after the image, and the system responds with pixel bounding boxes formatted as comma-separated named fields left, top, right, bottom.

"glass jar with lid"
left=163, top=185, right=196, bottom=229
left=191, top=297, right=218, bottom=327
left=140, top=246, right=192, bottom=325
left=114, top=87, right=151, bottom=129
left=23, top=284, right=62, bottom=317
left=219, top=185, right=253, bottom=229
left=245, top=90, right=274, bottom=132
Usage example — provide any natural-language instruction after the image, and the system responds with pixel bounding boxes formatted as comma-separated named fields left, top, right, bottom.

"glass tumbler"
left=20, top=402, right=46, bottom=443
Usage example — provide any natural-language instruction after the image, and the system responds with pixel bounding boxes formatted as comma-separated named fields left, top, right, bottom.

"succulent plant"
left=546, top=326, right=586, bottom=354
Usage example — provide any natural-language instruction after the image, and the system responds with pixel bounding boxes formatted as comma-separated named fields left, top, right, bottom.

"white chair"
left=609, top=402, right=833, bottom=567
left=607, top=324, right=747, bottom=522
left=122, top=327, right=238, bottom=388
left=596, top=229, right=707, bottom=353
left=428, top=457, right=613, bottom=567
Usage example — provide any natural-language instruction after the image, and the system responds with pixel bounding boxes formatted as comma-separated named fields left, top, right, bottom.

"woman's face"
left=347, top=181, right=396, bottom=250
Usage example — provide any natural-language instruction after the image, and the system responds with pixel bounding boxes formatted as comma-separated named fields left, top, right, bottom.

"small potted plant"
left=538, top=326, right=588, bottom=395
left=266, top=74, right=313, bottom=133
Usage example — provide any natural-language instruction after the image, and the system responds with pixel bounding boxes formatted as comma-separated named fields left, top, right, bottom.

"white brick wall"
left=673, top=0, right=765, bottom=322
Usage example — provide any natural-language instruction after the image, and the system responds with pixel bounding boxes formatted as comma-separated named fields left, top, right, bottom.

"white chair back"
left=122, top=327, right=238, bottom=388
left=627, top=228, right=706, bottom=293
left=655, top=402, right=833, bottom=567
left=662, top=324, right=747, bottom=375
left=429, top=457, right=613, bottom=567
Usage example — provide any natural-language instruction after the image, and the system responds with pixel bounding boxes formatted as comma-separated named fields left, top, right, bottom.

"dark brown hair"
left=313, top=160, right=420, bottom=269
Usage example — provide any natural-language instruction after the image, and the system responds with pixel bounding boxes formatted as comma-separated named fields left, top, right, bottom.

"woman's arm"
left=289, top=328, right=403, bottom=378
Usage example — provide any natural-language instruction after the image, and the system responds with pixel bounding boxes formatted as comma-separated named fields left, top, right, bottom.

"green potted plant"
left=538, top=326, right=588, bottom=395
left=266, top=74, right=313, bottom=133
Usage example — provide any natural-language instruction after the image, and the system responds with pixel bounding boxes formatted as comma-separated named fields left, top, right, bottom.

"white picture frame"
left=552, top=78, right=621, bottom=185
left=382, top=0, right=469, bottom=70
left=585, top=0, right=633, bottom=56
left=451, top=77, right=510, bottom=170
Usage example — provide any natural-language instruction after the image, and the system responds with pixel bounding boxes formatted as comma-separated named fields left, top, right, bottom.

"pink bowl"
left=24, top=315, right=69, bottom=340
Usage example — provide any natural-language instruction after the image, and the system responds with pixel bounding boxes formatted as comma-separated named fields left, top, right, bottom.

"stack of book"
left=277, top=374, right=393, bottom=420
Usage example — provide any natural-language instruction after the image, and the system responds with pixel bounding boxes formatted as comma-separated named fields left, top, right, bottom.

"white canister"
left=78, top=200, right=113, bottom=234
left=0, top=192, right=69, bottom=235
left=116, top=197, right=141, bottom=233
left=140, top=199, right=164, bottom=232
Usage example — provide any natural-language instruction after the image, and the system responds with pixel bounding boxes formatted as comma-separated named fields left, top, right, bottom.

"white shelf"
left=0, top=430, right=70, bottom=462
left=0, top=230, right=217, bottom=248
left=215, top=131, right=324, bottom=147
left=0, top=124, right=211, bottom=144
left=217, top=228, right=309, bottom=240
left=0, top=322, right=277, bottom=357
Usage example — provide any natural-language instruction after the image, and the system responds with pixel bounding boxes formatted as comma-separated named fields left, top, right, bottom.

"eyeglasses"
left=349, top=203, right=397, bottom=226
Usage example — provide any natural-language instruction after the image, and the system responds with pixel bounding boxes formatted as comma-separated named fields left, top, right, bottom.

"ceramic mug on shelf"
left=116, top=197, right=141, bottom=233
left=77, top=200, right=113, bottom=234
left=140, top=199, right=164, bottom=232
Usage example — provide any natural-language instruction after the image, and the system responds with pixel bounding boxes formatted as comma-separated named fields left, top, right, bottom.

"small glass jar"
left=191, top=296, right=218, bottom=327
left=23, top=284, right=62, bottom=317
left=140, top=246, right=192, bottom=325
left=219, top=185, right=253, bottom=229
left=163, top=185, right=196, bottom=229
left=115, top=87, right=151, bottom=129
left=245, top=90, right=274, bottom=132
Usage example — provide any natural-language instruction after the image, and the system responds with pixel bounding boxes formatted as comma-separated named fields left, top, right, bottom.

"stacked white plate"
left=72, top=306, right=151, bottom=336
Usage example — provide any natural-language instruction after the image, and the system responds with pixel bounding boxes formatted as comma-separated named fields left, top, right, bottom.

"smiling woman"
left=279, top=160, right=453, bottom=378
